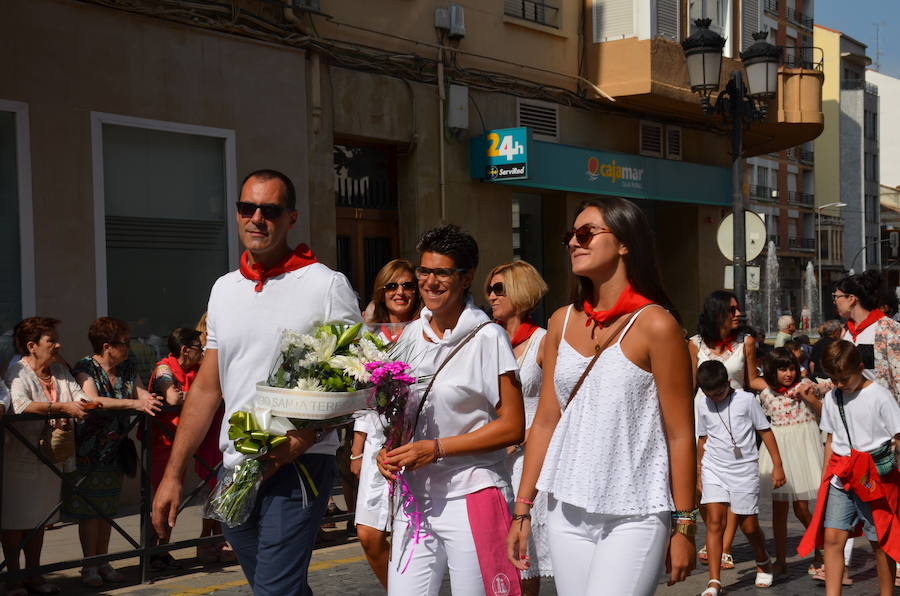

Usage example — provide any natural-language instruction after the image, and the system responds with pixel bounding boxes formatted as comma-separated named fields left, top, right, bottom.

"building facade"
left=2, top=0, right=824, bottom=365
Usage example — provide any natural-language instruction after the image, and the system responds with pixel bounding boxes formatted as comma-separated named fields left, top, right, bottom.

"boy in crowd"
left=798, top=340, right=900, bottom=596
left=697, top=360, right=786, bottom=596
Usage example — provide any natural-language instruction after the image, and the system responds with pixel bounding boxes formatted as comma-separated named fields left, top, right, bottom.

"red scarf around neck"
left=501, top=316, right=540, bottom=348
left=710, top=333, right=738, bottom=353
left=846, top=309, right=885, bottom=342
left=583, top=284, right=653, bottom=329
left=239, top=244, right=318, bottom=292
left=774, top=380, right=799, bottom=394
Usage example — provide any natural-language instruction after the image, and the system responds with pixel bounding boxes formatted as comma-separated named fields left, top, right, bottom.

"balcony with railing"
left=788, top=237, right=815, bottom=251
left=799, top=149, right=814, bottom=164
left=841, top=79, right=879, bottom=95
left=788, top=191, right=814, bottom=207
left=750, top=185, right=776, bottom=201
left=786, top=7, right=814, bottom=30
left=504, top=0, right=559, bottom=29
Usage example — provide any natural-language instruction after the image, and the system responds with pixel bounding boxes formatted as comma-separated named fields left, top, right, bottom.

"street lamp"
left=682, top=22, right=780, bottom=319
left=816, top=201, right=846, bottom=319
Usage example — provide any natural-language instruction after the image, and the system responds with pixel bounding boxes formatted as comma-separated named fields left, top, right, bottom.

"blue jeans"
left=223, top=454, right=335, bottom=596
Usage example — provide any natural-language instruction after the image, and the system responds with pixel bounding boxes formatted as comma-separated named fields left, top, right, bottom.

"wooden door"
left=336, top=207, right=399, bottom=305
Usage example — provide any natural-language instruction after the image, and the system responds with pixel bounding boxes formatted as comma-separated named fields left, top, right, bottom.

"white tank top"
left=536, top=305, right=674, bottom=515
left=690, top=334, right=746, bottom=391
left=517, top=327, right=547, bottom=428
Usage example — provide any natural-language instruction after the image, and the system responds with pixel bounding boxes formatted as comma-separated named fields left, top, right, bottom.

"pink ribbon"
left=391, top=471, right=428, bottom=574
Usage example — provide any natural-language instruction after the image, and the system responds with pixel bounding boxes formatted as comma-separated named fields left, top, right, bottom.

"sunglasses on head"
left=384, top=281, right=417, bottom=292
left=487, top=282, right=505, bottom=296
left=236, top=201, right=287, bottom=220
left=562, top=224, right=611, bottom=248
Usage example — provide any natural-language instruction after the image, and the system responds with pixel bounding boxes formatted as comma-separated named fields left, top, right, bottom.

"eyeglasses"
left=110, top=339, right=130, bottom=347
left=187, top=344, right=204, bottom=352
left=562, top=224, right=612, bottom=248
left=236, top=201, right=287, bottom=220
left=728, top=305, right=740, bottom=315
left=832, top=292, right=852, bottom=302
left=384, top=281, right=417, bottom=292
left=487, top=282, right=505, bottom=296
left=415, top=266, right=466, bottom=281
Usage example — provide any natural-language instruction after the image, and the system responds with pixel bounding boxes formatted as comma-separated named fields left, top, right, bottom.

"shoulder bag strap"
left=835, top=388, right=854, bottom=450
left=564, top=309, right=641, bottom=409
left=412, top=321, right=492, bottom=432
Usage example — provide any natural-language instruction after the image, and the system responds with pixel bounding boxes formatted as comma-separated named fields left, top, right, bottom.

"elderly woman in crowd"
left=485, top=260, right=552, bottom=595
left=378, top=225, right=525, bottom=595
left=146, top=327, right=204, bottom=569
left=351, top=259, right=421, bottom=587
left=2, top=317, right=90, bottom=596
left=67, top=317, right=162, bottom=587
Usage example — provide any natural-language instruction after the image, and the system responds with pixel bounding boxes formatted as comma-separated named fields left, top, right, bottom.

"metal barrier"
left=0, top=407, right=355, bottom=584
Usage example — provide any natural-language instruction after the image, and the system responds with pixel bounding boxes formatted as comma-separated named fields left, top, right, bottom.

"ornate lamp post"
left=682, top=23, right=780, bottom=317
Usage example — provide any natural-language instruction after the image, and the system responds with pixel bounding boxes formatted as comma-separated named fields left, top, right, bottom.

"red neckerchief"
left=583, top=285, right=653, bottom=329
left=151, top=354, right=198, bottom=393
left=846, top=309, right=886, bottom=342
left=239, top=244, right=318, bottom=292
left=774, top=381, right=799, bottom=395
left=146, top=355, right=198, bottom=446
left=711, top=333, right=737, bottom=354
left=502, top=317, right=539, bottom=348
left=379, top=324, right=404, bottom=344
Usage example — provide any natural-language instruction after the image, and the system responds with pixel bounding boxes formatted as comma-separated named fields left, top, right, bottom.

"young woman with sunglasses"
left=351, top=259, right=421, bottom=588
left=688, top=291, right=767, bottom=573
left=508, top=198, right=696, bottom=595
left=377, top=225, right=525, bottom=595
left=485, top=260, right=551, bottom=596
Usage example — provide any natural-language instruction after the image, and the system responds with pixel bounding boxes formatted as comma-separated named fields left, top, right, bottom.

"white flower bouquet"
left=208, top=322, right=389, bottom=527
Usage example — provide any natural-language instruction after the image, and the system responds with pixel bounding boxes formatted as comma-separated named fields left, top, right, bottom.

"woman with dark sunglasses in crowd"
left=508, top=198, right=696, bottom=595
left=485, top=260, right=551, bottom=595
left=688, top=291, right=767, bottom=571
left=352, top=259, right=421, bottom=587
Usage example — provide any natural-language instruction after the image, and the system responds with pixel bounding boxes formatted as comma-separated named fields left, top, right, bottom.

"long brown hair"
left=370, top=259, right=421, bottom=324
left=571, top=198, right=679, bottom=322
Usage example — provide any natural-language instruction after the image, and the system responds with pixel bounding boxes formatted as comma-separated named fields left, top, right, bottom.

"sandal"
left=720, top=553, right=735, bottom=569
left=698, top=545, right=709, bottom=563
left=755, top=557, right=774, bottom=588
left=700, top=579, right=723, bottom=596
left=23, top=577, right=61, bottom=595
left=811, top=565, right=853, bottom=585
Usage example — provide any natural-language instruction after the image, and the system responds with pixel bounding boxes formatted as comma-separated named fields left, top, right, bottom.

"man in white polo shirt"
left=152, top=169, right=361, bottom=595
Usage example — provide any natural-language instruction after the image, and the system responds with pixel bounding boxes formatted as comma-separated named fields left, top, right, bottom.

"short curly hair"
left=14, top=317, right=61, bottom=356
left=416, top=225, right=479, bottom=271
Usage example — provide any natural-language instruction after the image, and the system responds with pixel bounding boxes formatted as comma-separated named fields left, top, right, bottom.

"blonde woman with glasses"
left=486, top=260, right=551, bottom=595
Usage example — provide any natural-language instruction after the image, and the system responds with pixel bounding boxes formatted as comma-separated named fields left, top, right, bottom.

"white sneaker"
left=80, top=566, right=103, bottom=588
left=98, top=563, right=124, bottom=582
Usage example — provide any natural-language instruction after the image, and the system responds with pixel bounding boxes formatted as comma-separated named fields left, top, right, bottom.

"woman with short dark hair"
left=67, top=317, right=162, bottom=587
left=509, top=198, right=696, bottom=594
left=2, top=317, right=90, bottom=596
left=378, top=225, right=525, bottom=595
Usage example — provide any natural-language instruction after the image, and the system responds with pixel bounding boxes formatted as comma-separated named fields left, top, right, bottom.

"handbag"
left=39, top=422, right=75, bottom=463
left=835, top=388, right=895, bottom=476
left=118, top=437, right=139, bottom=478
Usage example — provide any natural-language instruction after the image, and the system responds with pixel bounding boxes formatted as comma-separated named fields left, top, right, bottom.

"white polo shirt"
left=206, top=262, right=362, bottom=470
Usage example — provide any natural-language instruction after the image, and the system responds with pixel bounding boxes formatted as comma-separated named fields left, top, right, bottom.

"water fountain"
left=800, top=261, right=820, bottom=334
left=762, top=241, right=780, bottom=336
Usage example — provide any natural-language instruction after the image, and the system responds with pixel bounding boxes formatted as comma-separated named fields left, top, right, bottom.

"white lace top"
left=690, top=334, right=746, bottom=392
left=536, top=305, right=674, bottom=514
left=518, top=328, right=547, bottom=427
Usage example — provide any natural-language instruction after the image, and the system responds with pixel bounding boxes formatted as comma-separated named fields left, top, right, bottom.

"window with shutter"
left=639, top=121, right=663, bottom=157
left=666, top=126, right=682, bottom=160
left=517, top=99, right=559, bottom=142
left=655, top=0, right=679, bottom=40
left=593, top=0, right=634, bottom=42
left=741, top=0, right=761, bottom=51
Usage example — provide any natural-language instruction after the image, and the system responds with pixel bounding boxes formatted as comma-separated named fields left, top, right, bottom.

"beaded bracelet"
left=671, top=508, right=699, bottom=523
left=511, top=513, right=532, bottom=529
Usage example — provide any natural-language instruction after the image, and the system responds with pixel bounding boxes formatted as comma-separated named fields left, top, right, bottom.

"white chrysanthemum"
left=329, top=355, right=371, bottom=384
left=355, top=337, right=387, bottom=363
left=279, top=329, right=304, bottom=352
left=294, top=377, right=325, bottom=392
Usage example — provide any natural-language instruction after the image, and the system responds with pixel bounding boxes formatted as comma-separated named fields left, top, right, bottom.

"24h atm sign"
left=470, top=127, right=529, bottom=181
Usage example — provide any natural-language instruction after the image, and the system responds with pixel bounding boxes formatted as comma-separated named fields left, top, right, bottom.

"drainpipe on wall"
left=437, top=48, right=447, bottom=224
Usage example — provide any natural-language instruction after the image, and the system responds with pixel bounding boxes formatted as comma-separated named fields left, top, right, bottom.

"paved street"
left=26, top=499, right=894, bottom=595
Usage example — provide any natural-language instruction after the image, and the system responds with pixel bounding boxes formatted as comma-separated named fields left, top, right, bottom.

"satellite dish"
left=717, top=211, right=767, bottom=263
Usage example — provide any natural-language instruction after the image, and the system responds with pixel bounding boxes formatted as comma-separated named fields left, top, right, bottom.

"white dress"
left=3, top=361, right=90, bottom=528
left=506, top=327, right=553, bottom=580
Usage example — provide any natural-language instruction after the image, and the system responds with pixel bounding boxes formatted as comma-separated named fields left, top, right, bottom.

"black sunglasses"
left=562, top=224, right=611, bottom=248
left=415, top=266, right=466, bottom=280
left=236, top=201, right=287, bottom=220
left=487, top=282, right=505, bottom=296
left=728, top=305, right=739, bottom=315
left=384, top=281, right=417, bottom=292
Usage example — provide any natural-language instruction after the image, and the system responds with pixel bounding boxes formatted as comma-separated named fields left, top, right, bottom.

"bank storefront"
left=469, top=127, right=733, bottom=326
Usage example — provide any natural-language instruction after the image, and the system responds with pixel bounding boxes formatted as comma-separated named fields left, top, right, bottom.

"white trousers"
left=388, top=494, right=485, bottom=596
left=547, top=497, right=670, bottom=596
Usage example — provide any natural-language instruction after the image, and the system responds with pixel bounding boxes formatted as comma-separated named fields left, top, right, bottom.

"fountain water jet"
left=763, top=241, right=781, bottom=336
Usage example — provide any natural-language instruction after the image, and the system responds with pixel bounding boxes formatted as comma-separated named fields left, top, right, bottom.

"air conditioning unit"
left=449, top=3, right=466, bottom=39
